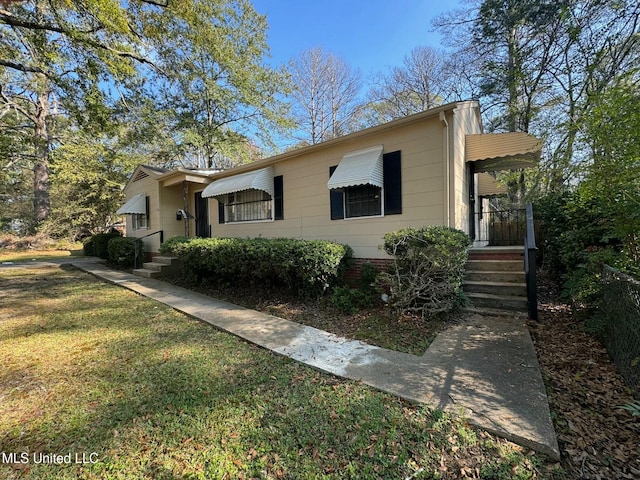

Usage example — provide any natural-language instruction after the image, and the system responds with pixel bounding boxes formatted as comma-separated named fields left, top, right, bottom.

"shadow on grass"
left=2, top=323, right=444, bottom=479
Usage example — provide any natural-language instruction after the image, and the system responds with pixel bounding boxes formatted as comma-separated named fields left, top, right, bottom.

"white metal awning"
left=116, top=193, right=146, bottom=215
left=466, top=133, right=542, bottom=172
left=202, top=166, right=274, bottom=198
left=327, top=145, right=384, bottom=190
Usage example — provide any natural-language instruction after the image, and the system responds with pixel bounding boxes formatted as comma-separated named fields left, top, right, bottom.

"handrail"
left=134, top=230, right=164, bottom=269
left=524, top=203, right=538, bottom=320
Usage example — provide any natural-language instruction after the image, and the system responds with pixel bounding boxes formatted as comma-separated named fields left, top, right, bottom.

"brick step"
left=468, top=247, right=524, bottom=261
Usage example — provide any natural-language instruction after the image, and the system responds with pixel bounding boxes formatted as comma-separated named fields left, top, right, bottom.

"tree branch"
left=0, top=58, right=46, bottom=74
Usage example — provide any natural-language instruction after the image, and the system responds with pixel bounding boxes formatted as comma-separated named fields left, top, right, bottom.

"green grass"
left=0, top=248, right=84, bottom=263
left=0, top=265, right=560, bottom=479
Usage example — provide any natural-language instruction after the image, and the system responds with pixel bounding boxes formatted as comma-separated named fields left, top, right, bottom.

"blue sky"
left=252, top=1, right=463, bottom=77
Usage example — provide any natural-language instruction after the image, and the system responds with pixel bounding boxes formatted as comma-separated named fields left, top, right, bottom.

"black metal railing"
left=475, top=208, right=526, bottom=246
left=134, top=230, right=164, bottom=269
left=524, top=203, right=538, bottom=320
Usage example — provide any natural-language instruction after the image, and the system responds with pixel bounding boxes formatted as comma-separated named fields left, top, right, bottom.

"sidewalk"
left=69, top=259, right=559, bottom=460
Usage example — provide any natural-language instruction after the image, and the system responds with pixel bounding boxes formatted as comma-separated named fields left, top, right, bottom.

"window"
left=132, top=196, right=149, bottom=230
left=345, top=184, right=382, bottom=218
left=329, top=150, right=402, bottom=220
left=222, top=189, right=272, bottom=222
left=132, top=213, right=148, bottom=230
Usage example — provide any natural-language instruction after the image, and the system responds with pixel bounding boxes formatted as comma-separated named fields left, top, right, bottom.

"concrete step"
left=465, top=259, right=523, bottom=272
left=132, top=268, right=161, bottom=279
left=153, top=256, right=179, bottom=265
left=464, top=306, right=527, bottom=318
left=142, top=261, right=168, bottom=272
left=465, top=269, right=526, bottom=283
left=466, top=292, right=528, bottom=312
left=137, top=256, right=181, bottom=277
left=463, top=280, right=527, bottom=297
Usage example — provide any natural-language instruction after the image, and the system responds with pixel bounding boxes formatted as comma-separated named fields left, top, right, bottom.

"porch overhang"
left=202, top=166, right=274, bottom=198
left=477, top=172, right=508, bottom=196
left=327, top=145, right=384, bottom=190
left=116, top=193, right=146, bottom=215
left=465, top=133, right=542, bottom=172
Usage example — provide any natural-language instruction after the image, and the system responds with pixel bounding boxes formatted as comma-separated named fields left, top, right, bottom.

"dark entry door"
left=194, top=192, right=209, bottom=237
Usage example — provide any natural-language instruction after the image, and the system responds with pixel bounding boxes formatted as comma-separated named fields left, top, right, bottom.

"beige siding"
left=451, top=102, right=483, bottom=234
left=211, top=117, right=447, bottom=259
left=121, top=101, right=486, bottom=258
left=121, top=171, right=162, bottom=253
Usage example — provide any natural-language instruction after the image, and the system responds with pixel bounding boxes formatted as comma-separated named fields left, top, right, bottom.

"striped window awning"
left=116, top=193, right=147, bottom=215
left=202, top=166, right=274, bottom=198
left=327, top=145, right=384, bottom=190
left=466, top=133, right=542, bottom=172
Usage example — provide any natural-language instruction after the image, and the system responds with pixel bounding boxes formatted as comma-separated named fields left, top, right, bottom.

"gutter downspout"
left=439, top=111, right=451, bottom=228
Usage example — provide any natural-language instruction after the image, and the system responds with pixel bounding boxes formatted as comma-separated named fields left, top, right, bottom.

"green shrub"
left=82, top=236, right=96, bottom=256
left=85, top=232, right=121, bottom=259
left=330, top=262, right=381, bottom=313
left=172, top=237, right=353, bottom=296
left=159, top=235, right=191, bottom=255
left=107, top=237, right=142, bottom=268
left=376, top=226, right=471, bottom=318
left=535, top=191, right=638, bottom=306
left=330, top=286, right=374, bottom=314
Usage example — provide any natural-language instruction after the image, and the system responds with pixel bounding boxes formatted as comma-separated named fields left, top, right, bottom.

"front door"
left=194, top=192, right=209, bottom=237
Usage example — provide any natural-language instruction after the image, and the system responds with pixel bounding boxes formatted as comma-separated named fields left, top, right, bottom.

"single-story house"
left=116, top=100, right=542, bottom=265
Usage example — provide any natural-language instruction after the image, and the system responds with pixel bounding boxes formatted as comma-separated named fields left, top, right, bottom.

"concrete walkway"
left=50, top=258, right=558, bottom=459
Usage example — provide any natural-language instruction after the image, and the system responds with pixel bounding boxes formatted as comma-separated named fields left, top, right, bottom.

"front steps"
left=133, top=256, right=180, bottom=279
left=464, top=247, right=528, bottom=316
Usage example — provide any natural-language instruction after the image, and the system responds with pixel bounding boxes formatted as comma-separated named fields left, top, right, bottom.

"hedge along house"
left=117, top=100, right=542, bottom=270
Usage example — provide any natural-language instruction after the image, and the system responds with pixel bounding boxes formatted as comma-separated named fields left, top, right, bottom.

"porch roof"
left=201, top=166, right=274, bottom=198
left=327, top=145, right=384, bottom=190
left=465, top=132, right=542, bottom=172
left=477, top=172, right=508, bottom=196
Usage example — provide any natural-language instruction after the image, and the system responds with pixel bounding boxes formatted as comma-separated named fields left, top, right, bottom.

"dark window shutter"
left=145, top=195, right=150, bottom=219
left=274, top=175, right=284, bottom=220
left=383, top=150, right=402, bottom=215
left=329, top=166, right=344, bottom=220
left=218, top=199, right=225, bottom=224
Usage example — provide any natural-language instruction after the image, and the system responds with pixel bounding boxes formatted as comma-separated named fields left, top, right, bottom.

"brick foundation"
left=344, top=258, right=393, bottom=285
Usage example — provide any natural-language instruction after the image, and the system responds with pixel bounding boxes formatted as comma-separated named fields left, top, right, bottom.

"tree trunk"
left=33, top=88, right=50, bottom=225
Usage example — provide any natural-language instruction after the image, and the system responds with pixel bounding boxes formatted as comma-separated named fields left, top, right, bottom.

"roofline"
left=209, top=100, right=480, bottom=180
left=156, top=167, right=220, bottom=182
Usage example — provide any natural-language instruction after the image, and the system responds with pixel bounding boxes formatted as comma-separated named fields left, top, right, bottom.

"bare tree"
left=367, top=46, right=450, bottom=123
left=288, top=47, right=362, bottom=144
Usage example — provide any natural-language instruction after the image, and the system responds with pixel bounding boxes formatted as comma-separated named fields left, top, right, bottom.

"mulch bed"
left=529, top=279, right=640, bottom=479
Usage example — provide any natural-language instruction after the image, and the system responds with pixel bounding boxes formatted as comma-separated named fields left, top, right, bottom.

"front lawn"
left=0, top=265, right=557, bottom=479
